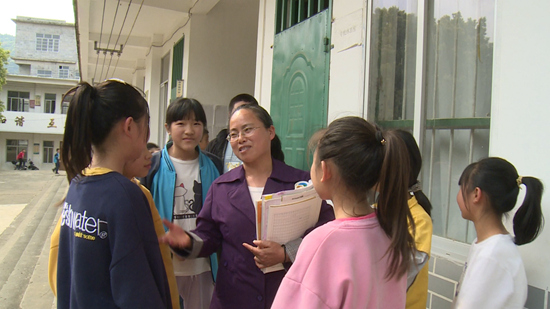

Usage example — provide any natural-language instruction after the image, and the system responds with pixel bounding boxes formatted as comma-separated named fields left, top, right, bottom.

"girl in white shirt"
left=453, top=157, right=544, bottom=308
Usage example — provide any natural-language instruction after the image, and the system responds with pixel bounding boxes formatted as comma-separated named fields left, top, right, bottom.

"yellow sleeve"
left=48, top=217, right=62, bottom=296
left=134, top=179, right=180, bottom=309
left=408, top=197, right=433, bottom=255
left=406, top=197, right=433, bottom=309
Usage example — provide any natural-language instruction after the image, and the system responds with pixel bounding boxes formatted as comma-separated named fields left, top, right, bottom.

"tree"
left=0, top=42, right=8, bottom=123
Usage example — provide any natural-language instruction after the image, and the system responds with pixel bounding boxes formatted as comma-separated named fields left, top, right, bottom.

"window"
left=61, top=93, right=72, bottom=114
left=422, top=1, right=494, bottom=243
left=59, top=66, right=69, bottom=79
left=367, top=1, right=495, bottom=243
left=275, top=0, right=330, bottom=33
left=7, top=91, right=30, bottom=112
left=45, top=93, right=56, bottom=114
left=36, top=33, right=60, bottom=52
left=6, top=140, right=28, bottom=162
left=368, top=0, right=418, bottom=129
left=37, top=70, right=52, bottom=77
left=43, top=141, right=54, bottom=163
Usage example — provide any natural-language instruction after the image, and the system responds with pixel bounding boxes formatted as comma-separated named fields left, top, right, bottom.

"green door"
left=271, top=4, right=331, bottom=170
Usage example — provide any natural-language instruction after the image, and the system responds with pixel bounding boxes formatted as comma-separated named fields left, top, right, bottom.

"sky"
left=0, top=0, right=75, bottom=36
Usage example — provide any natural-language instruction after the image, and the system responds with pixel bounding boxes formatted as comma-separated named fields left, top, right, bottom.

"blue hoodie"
left=141, top=142, right=221, bottom=281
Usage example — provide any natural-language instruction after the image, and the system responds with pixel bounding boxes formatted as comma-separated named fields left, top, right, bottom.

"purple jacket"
left=188, top=159, right=335, bottom=309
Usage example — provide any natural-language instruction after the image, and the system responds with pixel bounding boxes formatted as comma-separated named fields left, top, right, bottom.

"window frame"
left=37, top=69, right=53, bottom=77
left=43, top=141, right=54, bottom=163
left=6, top=140, right=28, bottom=162
left=36, top=33, right=60, bottom=52
left=7, top=91, right=30, bottom=112
left=59, top=66, right=69, bottom=79
left=61, top=93, right=72, bottom=114
left=44, top=93, right=56, bottom=114
left=364, top=0, right=495, bottom=253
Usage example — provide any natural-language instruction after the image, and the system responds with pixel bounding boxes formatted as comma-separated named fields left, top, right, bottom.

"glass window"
left=7, top=91, right=30, bottom=112
left=45, top=93, right=56, bottom=114
left=366, top=0, right=495, bottom=244
left=36, top=33, right=60, bottom=52
left=37, top=70, right=52, bottom=77
left=43, top=141, right=54, bottom=163
left=368, top=0, right=418, bottom=130
left=59, top=66, right=69, bottom=79
left=422, top=0, right=495, bottom=243
left=6, top=140, right=28, bottom=162
left=61, top=93, right=72, bottom=114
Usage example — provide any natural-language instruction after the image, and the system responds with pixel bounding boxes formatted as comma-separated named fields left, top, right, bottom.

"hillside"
left=0, top=34, right=19, bottom=74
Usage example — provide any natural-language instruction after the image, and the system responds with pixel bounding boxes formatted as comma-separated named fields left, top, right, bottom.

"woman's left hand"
left=243, top=240, right=286, bottom=269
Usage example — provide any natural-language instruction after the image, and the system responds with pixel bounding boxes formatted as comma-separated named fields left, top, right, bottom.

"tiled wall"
left=426, top=253, right=548, bottom=309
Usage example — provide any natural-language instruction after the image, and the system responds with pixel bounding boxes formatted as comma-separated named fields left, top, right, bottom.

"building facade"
left=75, top=0, right=550, bottom=308
left=0, top=17, right=78, bottom=170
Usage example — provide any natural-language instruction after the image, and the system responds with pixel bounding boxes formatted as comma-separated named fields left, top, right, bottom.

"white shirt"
left=453, top=234, right=527, bottom=309
left=170, top=156, right=210, bottom=276
left=248, top=186, right=264, bottom=207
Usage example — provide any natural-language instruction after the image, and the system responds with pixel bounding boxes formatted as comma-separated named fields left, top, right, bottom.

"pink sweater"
left=272, top=213, right=406, bottom=309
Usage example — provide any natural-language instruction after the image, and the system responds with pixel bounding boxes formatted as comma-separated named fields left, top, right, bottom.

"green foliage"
left=0, top=34, right=18, bottom=74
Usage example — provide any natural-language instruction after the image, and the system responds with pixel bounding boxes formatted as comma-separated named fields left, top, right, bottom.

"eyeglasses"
left=226, top=126, right=261, bottom=142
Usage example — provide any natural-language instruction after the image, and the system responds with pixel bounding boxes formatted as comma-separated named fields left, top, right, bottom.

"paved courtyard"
left=0, top=169, right=67, bottom=309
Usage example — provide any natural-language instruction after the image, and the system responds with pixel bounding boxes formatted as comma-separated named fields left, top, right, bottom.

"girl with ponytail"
left=393, top=129, right=433, bottom=309
left=272, top=116, right=415, bottom=308
left=453, top=157, right=544, bottom=308
left=56, top=80, right=172, bottom=308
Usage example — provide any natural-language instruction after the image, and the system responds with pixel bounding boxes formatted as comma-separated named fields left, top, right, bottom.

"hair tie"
left=409, top=181, right=422, bottom=193
left=516, top=176, right=523, bottom=188
left=375, top=131, right=386, bottom=146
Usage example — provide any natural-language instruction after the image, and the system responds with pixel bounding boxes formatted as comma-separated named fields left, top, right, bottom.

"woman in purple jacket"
left=161, top=104, right=335, bottom=309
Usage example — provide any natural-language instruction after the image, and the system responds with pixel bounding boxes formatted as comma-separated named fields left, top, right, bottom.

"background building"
left=0, top=16, right=78, bottom=170
left=74, top=0, right=550, bottom=308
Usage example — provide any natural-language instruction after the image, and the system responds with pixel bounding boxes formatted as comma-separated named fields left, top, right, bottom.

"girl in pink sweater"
left=272, top=117, right=415, bottom=309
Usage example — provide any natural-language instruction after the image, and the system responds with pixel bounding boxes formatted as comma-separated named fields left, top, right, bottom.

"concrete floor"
left=0, top=169, right=67, bottom=309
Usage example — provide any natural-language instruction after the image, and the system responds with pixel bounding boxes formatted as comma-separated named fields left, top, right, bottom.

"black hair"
left=228, top=93, right=259, bottom=114
left=61, top=80, right=149, bottom=183
left=312, top=116, right=414, bottom=279
left=231, top=104, right=285, bottom=162
left=146, top=142, right=159, bottom=150
left=166, top=98, right=207, bottom=127
left=393, top=130, right=433, bottom=216
left=459, top=157, right=544, bottom=245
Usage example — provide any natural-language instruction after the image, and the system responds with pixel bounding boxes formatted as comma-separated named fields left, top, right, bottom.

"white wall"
left=144, top=38, right=168, bottom=145
left=142, top=0, right=258, bottom=145
left=490, top=0, right=550, bottom=289
left=328, top=0, right=367, bottom=122
left=254, top=0, right=276, bottom=111
left=0, top=132, right=63, bottom=170
left=187, top=0, right=259, bottom=107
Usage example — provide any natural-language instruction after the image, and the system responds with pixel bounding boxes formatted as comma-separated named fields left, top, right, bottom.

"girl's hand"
left=242, top=240, right=286, bottom=269
left=159, top=219, right=192, bottom=249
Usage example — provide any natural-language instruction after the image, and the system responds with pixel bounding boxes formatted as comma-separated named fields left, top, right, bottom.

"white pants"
left=176, top=272, right=214, bottom=309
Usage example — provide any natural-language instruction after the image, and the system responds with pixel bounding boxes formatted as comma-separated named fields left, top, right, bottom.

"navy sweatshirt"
left=57, top=170, right=171, bottom=309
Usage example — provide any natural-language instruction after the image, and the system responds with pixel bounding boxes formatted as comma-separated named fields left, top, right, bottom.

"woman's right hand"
left=159, top=219, right=192, bottom=249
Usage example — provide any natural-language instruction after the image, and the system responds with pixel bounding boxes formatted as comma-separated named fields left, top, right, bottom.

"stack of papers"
left=254, top=183, right=322, bottom=273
